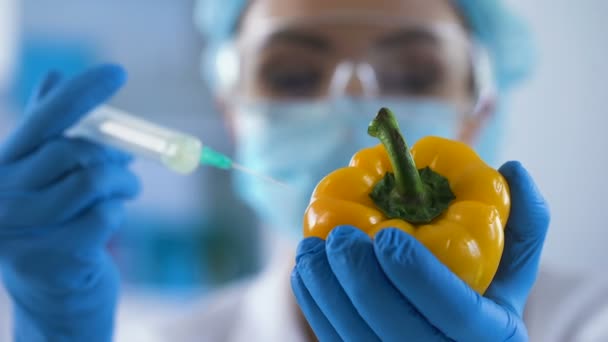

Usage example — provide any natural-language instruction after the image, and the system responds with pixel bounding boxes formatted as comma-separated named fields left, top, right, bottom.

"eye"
left=259, top=64, right=324, bottom=98
left=378, top=67, right=441, bottom=96
left=372, top=48, right=445, bottom=97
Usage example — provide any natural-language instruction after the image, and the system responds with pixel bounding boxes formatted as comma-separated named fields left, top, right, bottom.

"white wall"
left=504, top=0, right=608, bottom=273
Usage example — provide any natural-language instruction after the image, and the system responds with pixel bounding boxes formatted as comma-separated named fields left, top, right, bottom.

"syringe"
left=68, top=106, right=280, bottom=183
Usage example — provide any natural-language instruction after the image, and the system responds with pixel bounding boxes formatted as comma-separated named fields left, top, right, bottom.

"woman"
left=0, top=0, right=607, bottom=341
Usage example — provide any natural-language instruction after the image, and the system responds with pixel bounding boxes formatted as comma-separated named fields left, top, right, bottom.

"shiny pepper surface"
left=303, top=108, right=510, bottom=294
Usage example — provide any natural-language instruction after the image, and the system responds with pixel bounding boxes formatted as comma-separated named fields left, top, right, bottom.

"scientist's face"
left=224, top=0, right=484, bottom=141
left=238, top=0, right=471, bottom=101
left=238, top=0, right=473, bottom=104
left=224, top=0, right=491, bottom=234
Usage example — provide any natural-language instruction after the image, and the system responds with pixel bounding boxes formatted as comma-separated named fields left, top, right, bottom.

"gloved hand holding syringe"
left=69, top=105, right=287, bottom=187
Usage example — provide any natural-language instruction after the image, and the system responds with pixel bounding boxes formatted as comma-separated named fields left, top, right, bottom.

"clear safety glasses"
left=213, top=12, right=495, bottom=116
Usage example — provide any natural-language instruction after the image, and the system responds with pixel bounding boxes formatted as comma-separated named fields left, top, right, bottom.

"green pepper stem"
left=368, top=108, right=427, bottom=204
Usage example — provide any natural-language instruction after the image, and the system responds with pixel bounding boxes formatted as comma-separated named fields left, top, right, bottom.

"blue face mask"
left=231, top=98, right=461, bottom=239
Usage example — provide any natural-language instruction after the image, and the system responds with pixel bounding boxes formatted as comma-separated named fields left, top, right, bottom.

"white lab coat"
left=113, top=239, right=608, bottom=342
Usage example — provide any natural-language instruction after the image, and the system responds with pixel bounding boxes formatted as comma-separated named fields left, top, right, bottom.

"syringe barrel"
left=68, top=106, right=202, bottom=174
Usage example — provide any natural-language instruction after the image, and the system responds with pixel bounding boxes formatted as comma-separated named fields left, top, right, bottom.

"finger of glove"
left=56, top=199, right=128, bottom=251
left=0, top=64, right=127, bottom=164
left=326, top=226, right=447, bottom=342
left=42, top=163, right=139, bottom=226
left=296, top=237, right=380, bottom=342
left=486, top=161, right=550, bottom=313
left=374, top=229, right=519, bottom=341
left=0, top=138, right=132, bottom=191
left=3, top=202, right=125, bottom=292
left=0, top=163, right=140, bottom=230
left=291, top=269, right=342, bottom=342
left=25, top=71, right=64, bottom=112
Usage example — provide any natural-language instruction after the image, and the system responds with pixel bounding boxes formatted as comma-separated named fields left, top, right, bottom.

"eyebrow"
left=261, top=29, right=330, bottom=52
left=375, top=28, right=440, bottom=49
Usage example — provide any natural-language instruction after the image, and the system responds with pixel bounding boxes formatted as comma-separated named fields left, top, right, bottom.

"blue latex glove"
left=0, top=64, right=140, bottom=341
left=291, top=161, right=549, bottom=342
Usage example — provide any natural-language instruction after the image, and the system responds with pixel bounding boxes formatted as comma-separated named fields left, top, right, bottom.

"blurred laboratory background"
left=0, top=0, right=606, bottom=309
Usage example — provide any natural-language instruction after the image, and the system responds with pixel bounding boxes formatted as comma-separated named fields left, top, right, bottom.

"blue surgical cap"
left=194, top=0, right=535, bottom=93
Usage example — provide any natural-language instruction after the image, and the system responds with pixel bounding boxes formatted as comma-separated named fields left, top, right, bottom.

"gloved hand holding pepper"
left=0, top=65, right=140, bottom=341
left=291, top=108, right=550, bottom=341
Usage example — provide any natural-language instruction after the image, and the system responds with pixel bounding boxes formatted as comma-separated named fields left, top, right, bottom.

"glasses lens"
left=231, top=16, right=481, bottom=111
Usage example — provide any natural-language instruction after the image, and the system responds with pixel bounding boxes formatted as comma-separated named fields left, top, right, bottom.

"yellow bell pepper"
left=303, top=108, right=510, bottom=294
